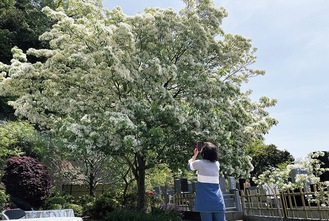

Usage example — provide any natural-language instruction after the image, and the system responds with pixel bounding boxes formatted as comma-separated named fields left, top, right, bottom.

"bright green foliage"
left=0, top=121, right=47, bottom=173
left=146, top=164, right=173, bottom=190
left=0, top=121, right=67, bottom=189
left=0, top=189, right=9, bottom=210
left=0, top=0, right=277, bottom=210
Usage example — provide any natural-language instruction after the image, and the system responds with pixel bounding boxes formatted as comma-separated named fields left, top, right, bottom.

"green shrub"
left=75, top=194, right=95, bottom=217
left=67, top=203, right=83, bottom=217
left=81, top=202, right=94, bottom=217
left=44, top=196, right=67, bottom=208
left=89, top=193, right=120, bottom=220
left=145, top=190, right=161, bottom=213
left=121, top=192, right=138, bottom=210
left=46, top=203, right=62, bottom=210
left=43, top=191, right=74, bottom=210
left=151, top=204, right=183, bottom=221
left=0, top=190, right=9, bottom=210
left=42, top=189, right=84, bottom=217
left=76, top=194, right=95, bottom=206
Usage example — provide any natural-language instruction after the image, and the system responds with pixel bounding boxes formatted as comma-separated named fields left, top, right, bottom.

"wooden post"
left=235, top=189, right=243, bottom=212
left=240, top=190, right=247, bottom=216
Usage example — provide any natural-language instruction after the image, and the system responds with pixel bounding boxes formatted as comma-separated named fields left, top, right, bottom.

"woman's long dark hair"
left=201, top=142, right=219, bottom=162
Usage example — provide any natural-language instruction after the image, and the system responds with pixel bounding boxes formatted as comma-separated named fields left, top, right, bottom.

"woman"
left=187, top=142, right=226, bottom=221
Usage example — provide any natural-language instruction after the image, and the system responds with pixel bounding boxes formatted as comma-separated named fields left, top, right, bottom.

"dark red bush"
left=1, top=156, right=51, bottom=210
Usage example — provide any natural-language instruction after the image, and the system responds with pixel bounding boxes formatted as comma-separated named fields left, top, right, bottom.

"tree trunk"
left=122, top=167, right=132, bottom=206
left=89, top=163, right=96, bottom=197
left=136, top=154, right=146, bottom=211
left=89, top=177, right=96, bottom=197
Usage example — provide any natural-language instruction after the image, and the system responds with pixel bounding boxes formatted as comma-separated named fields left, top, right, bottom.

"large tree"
left=0, top=0, right=277, bottom=210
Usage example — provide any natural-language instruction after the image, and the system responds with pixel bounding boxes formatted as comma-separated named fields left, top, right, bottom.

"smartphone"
left=196, top=141, right=204, bottom=151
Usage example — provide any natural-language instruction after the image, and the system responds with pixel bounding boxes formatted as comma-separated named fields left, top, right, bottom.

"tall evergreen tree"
left=248, top=140, right=295, bottom=180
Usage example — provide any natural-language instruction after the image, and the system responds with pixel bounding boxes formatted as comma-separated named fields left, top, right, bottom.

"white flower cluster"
left=255, top=151, right=329, bottom=205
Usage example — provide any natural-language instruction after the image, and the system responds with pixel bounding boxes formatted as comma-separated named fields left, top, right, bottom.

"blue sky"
left=103, top=0, right=329, bottom=159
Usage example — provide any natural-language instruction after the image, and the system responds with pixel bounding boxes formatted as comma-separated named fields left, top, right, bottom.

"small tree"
left=254, top=151, right=329, bottom=207
left=1, top=156, right=52, bottom=210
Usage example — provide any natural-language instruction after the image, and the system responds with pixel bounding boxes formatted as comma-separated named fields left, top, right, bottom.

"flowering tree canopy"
left=0, top=0, right=277, bottom=209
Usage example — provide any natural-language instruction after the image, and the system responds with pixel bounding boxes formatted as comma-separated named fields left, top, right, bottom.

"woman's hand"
left=189, top=148, right=199, bottom=163
left=193, top=148, right=199, bottom=157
